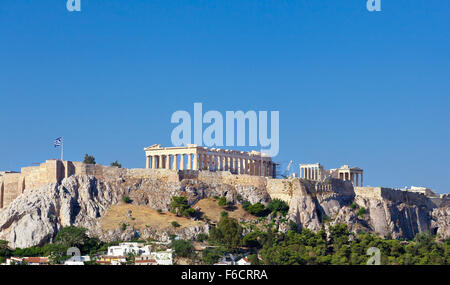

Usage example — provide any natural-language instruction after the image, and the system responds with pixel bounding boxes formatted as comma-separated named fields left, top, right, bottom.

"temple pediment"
left=144, top=144, right=162, bottom=151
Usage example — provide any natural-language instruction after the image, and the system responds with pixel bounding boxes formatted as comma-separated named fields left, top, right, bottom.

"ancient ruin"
left=300, top=163, right=364, bottom=186
left=144, top=144, right=276, bottom=178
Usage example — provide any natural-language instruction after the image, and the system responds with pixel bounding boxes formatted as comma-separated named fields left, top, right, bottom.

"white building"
left=236, top=257, right=251, bottom=265
left=64, top=255, right=91, bottom=265
left=409, top=186, right=439, bottom=198
left=5, top=257, right=49, bottom=265
left=214, top=254, right=238, bottom=265
left=136, top=249, right=173, bottom=265
left=107, top=242, right=150, bottom=257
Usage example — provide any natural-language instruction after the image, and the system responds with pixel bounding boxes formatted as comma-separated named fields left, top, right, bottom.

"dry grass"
left=99, top=204, right=203, bottom=232
left=99, top=198, right=256, bottom=232
left=194, top=198, right=256, bottom=223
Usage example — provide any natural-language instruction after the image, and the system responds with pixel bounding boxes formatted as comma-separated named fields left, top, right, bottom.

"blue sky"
left=0, top=1, right=449, bottom=193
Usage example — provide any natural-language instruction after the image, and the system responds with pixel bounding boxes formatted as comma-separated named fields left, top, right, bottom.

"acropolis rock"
left=0, top=159, right=448, bottom=248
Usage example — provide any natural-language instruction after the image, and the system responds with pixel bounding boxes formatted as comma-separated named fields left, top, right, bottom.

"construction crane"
left=281, top=160, right=293, bottom=178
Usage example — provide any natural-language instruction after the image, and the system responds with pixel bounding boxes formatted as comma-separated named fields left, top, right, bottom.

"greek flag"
left=54, top=137, right=63, bottom=148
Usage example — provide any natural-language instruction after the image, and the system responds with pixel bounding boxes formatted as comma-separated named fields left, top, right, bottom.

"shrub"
left=247, top=254, right=259, bottom=265
left=243, top=231, right=265, bottom=248
left=170, top=196, right=195, bottom=217
left=171, top=221, right=181, bottom=228
left=110, top=160, right=122, bottom=168
left=247, top=203, right=267, bottom=217
left=157, top=209, right=162, bottom=213
left=445, top=238, right=450, bottom=247
left=322, top=215, right=331, bottom=223
left=197, top=233, right=209, bottom=242
left=170, top=240, right=194, bottom=258
left=183, top=207, right=196, bottom=217
left=218, top=197, right=227, bottom=207
left=350, top=202, right=357, bottom=209
left=121, top=223, right=127, bottom=231
left=122, top=196, right=131, bottom=204
left=268, top=199, right=289, bottom=215
left=221, top=211, right=229, bottom=218
left=202, top=247, right=224, bottom=264
left=83, top=154, right=96, bottom=164
left=289, top=220, right=299, bottom=232
left=242, top=201, right=251, bottom=210
left=358, top=207, right=366, bottom=217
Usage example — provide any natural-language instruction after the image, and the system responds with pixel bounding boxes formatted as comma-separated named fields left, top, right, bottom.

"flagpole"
left=61, top=137, right=64, bottom=161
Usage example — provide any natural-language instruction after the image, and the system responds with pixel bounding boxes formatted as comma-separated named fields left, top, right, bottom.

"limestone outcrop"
left=0, top=167, right=448, bottom=249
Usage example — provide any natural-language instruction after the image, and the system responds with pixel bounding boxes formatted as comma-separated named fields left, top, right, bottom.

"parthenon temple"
left=300, top=163, right=364, bottom=186
left=144, top=144, right=276, bottom=178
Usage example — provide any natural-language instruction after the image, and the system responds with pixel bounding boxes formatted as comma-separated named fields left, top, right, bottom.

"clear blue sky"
left=0, top=1, right=449, bottom=193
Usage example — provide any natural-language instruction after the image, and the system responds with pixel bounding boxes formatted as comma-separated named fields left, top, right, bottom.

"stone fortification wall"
left=356, top=186, right=440, bottom=208
left=197, top=170, right=267, bottom=189
left=0, top=161, right=270, bottom=210
left=266, top=178, right=298, bottom=203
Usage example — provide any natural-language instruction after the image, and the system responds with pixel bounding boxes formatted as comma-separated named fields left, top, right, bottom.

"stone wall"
left=197, top=170, right=267, bottom=189
left=266, top=178, right=296, bottom=203
left=355, top=186, right=439, bottom=208
left=0, top=173, right=25, bottom=209
left=0, top=160, right=270, bottom=210
left=0, top=160, right=88, bottom=209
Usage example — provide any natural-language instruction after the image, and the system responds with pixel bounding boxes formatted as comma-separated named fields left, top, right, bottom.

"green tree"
left=247, top=203, right=267, bottom=217
left=83, top=154, right=96, bottom=164
left=197, top=233, right=209, bottom=242
left=0, top=240, right=11, bottom=258
left=242, top=201, right=251, bottom=210
left=268, top=199, right=289, bottom=216
left=171, top=221, right=181, bottom=228
left=218, top=197, right=227, bottom=207
left=122, top=196, right=132, bottom=203
left=209, top=216, right=243, bottom=251
left=357, top=207, right=366, bottom=217
left=247, top=254, right=260, bottom=265
left=243, top=231, right=266, bottom=249
left=126, top=253, right=136, bottom=265
left=54, top=226, right=89, bottom=248
left=202, top=247, right=224, bottom=264
left=170, top=196, right=195, bottom=217
left=110, top=160, right=122, bottom=168
left=170, top=240, right=194, bottom=258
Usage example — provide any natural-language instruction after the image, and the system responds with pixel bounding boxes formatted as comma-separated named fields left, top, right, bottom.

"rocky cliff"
left=0, top=168, right=448, bottom=248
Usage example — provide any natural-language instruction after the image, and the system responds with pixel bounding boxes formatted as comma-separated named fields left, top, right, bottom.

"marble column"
left=151, top=155, right=156, bottom=169
left=193, top=153, right=198, bottom=170
left=187, top=154, right=192, bottom=170
left=172, top=154, right=178, bottom=170
left=180, top=154, right=185, bottom=170
left=146, top=156, right=150, bottom=169
left=165, top=155, right=170, bottom=169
